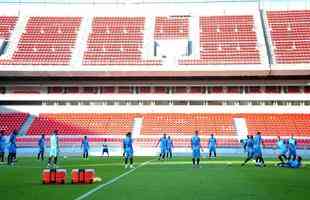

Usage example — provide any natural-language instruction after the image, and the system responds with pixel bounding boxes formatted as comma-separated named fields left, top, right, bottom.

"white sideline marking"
left=73, top=159, right=154, bottom=200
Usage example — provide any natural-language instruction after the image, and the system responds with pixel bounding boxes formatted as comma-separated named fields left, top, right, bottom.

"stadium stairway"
left=259, top=9, right=273, bottom=65
left=260, top=10, right=275, bottom=64
left=189, top=15, right=200, bottom=59
left=0, top=15, right=29, bottom=60
left=131, top=117, right=143, bottom=138
left=70, top=16, right=92, bottom=66
left=19, top=114, right=35, bottom=136
left=255, top=10, right=269, bottom=66
left=142, top=16, right=156, bottom=59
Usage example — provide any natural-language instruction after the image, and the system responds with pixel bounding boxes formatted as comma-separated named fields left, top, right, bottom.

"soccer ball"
left=63, top=156, right=67, bottom=159
left=94, top=177, right=102, bottom=182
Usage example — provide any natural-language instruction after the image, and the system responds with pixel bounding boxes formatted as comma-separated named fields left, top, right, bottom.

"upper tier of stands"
left=1, top=11, right=310, bottom=67
left=267, top=10, right=310, bottom=64
left=0, top=16, right=18, bottom=40
left=0, top=16, right=81, bottom=65
left=154, top=16, right=189, bottom=40
left=24, top=113, right=310, bottom=136
left=179, top=15, right=261, bottom=65
left=83, top=17, right=160, bottom=65
left=0, top=112, right=28, bottom=134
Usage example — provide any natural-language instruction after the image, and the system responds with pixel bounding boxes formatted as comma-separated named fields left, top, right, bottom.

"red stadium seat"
left=0, top=112, right=28, bottom=134
left=267, top=10, right=310, bottom=64
left=179, top=15, right=261, bottom=65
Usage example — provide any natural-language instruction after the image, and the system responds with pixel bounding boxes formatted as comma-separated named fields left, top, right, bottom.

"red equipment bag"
left=42, top=169, right=67, bottom=184
left=71, top=169, right=95, bottom=184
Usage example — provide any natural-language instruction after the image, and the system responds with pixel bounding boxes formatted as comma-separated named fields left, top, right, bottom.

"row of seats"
left=154, top=16, right=189, bottom=39
left=24, top=113, right=310, bottom=136
left=267, top=10, right=310, bottom=64
left=180, top=15, right=261, bottom=65
left=0, top=12, right=310, bottom=65
left=83, top=17, right=160, bottom=66
left=0, top=112, right=28, bottom=134
left=0, top=16, right=18, bottom=40
left=1, top=17, right=81, bottom=65
left=27, top=113, right=136, bottom=135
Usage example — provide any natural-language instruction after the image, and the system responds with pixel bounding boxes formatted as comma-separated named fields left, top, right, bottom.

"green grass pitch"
left=1, top=156, right=310, bottom=200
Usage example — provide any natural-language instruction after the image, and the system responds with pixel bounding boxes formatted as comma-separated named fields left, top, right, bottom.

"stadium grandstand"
left=0, top=0, right=310, bottom=156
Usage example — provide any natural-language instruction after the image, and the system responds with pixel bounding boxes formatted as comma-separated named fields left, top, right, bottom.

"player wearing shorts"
left=0, top=130, right=6, bottom=163
left=156, top=134, right=168, bottom=160
left=191, top=131, right=202, bottom=167
left=81, top=136, right=90, bottom=159
left=7, top=130, right=17, bottom=165
left=37, top=134, right=45, bottom=161
left=102, top=138, right=109, bottom=158
left=288, top=135, right=297, bottom=161
left=241, top=135, right=255, bottom=166
left=48, top=130, right=59, bottom=168
left=254, top=132, right=265, bottom=167
left=166, top=136, right=173, bottom=159
left=208, top=134, right=217, bottom=158
left=276, top=136, right=288, bottom=163
left=123, top=132, right=134, bottom=169
left=277, top=156, right=302, bottom=169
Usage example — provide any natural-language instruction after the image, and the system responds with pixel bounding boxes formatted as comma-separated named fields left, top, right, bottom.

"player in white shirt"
left=48, top=130, right=59, bottom=168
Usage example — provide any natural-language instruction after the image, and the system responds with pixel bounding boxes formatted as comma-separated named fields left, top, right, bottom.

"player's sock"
left=192, top=158, right=195, bottom=165
left=242, top=157, right=251, bottom=166
left=130, top=158, right=133, bottom=165
left=13, top=153, right=16, bottom=163
left=48, top=157, right=52, bottom=165
left=214, top=152, right=217, bottom=157
left=260, top=157, right=265, bottom=164
left=278, top=155, right=284, bottom=163
left=125, top=157, right=128, bottom=168
left=7, top=153, right=11, bottom=165
left=54, top=156, right=58, bottom=165
left=255, top=157, right=259, bottom=164
left=197, top=158, right=200, bottom=165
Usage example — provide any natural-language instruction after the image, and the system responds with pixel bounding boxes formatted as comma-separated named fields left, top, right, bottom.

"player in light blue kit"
left=37, top=134, right=45, bottom=161
left=277, top=156, right=302, bottom=169
left=276, top=136, right=288, bottom=164
left=7, top=130, right=17, bottom=165
left=208, top=134, right=217, bottom=158
left=166, top=136, right=174, bottom=159
left=288, top=135, right=297, bottom=161
left=254, top=132, right=265, bottom=167
left=191, top=130, right=203, bottom=167
left=81, top=136, right=90, bottom=160
left=241, top=135, right=255, bottom=166
left=48, top=130, right=59, bottom=168
left=0, top=130, right=6, bottom=163
left=123, top=132, right=134, bottom=169
left=156, top=134, right=168, bottom=160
